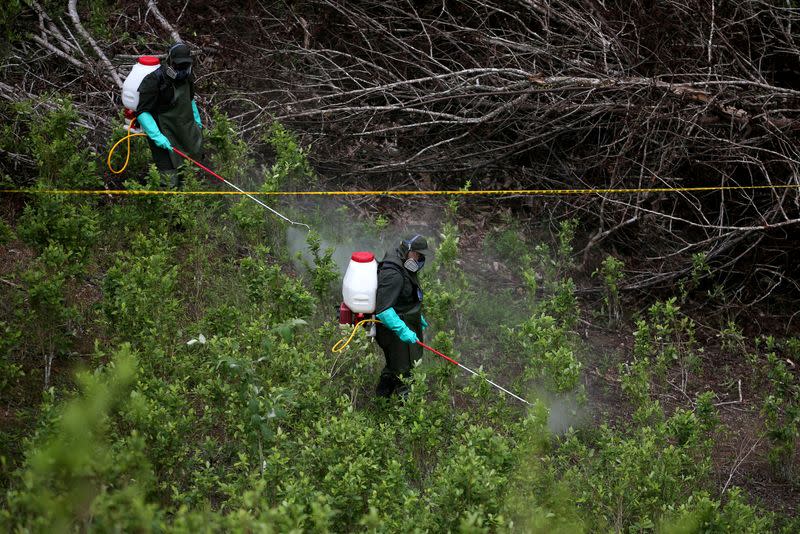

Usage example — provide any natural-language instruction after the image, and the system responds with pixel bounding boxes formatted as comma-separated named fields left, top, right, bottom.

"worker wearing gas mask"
left=135, top=42, right=203, bottom=187
left=374, top=235, right=431, bottom=398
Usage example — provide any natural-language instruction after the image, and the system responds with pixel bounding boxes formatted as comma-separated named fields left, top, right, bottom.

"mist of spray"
left=284, top=197, right=439, bottom=276
left=285, top=226, right=396, bottom=280
left=283, top=196, right=588, bottom=432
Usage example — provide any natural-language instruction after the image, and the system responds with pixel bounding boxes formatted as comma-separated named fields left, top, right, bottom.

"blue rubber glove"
left=376, top=308, right=419, bottom=345
left=421, top=315, right=428, bottom=330
left=138, top=112, right=172, bottom=151
left=191, top=100, right=202, bottom=129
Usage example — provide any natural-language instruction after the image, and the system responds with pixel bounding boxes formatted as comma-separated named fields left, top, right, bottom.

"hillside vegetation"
left=1, top=98, right=797, bottom=532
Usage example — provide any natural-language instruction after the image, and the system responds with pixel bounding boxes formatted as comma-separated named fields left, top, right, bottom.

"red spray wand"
left=171, top=147, right=309, bottom=229
left=416, top=341, right=532, bottom=406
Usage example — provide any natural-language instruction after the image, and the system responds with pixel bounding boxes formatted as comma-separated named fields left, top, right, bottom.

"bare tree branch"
left=146, top=0, right=181, bottom=43
left=67, top=0, right=123, bottom=88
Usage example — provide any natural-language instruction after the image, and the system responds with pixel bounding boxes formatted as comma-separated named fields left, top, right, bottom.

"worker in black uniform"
left=374, top=235, right=431, bottom=398
left=135, top=42, right=203, bottom=188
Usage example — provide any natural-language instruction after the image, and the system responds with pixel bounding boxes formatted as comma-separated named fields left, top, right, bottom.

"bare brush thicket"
left=246, top=0, right=800, bottom=303
left=4, top=0, right=800, bottom=304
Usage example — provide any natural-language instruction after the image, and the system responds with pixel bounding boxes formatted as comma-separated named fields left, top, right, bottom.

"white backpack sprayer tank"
left=121, top=56, right=160, bottom=131
left=340, top=251, right=378, bottom=328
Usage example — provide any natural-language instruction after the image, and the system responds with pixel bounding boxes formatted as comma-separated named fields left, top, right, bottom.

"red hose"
left=417, top=341, right=461, bottom=366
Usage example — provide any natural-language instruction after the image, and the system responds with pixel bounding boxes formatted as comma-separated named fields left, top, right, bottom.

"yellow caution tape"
left=3, top=183, right=799, bottom=197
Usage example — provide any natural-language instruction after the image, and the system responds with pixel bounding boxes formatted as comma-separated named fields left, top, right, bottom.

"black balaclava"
left=165, top=43, right=193, bottom=82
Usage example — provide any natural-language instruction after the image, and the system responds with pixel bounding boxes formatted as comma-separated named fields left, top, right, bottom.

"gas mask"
left=164, top=43, right=192, bottom=82
left=404, top=255, right=425, bottom=272
left=400, top=234, right=429, bottom=272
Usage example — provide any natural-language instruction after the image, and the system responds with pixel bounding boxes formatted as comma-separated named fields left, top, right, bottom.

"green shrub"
left=659, top=488, right=774, bottom=533
left=760, top=350, right=800, bottom=479
left=422, top=221, right=467, bottom=332
left=484, top=224, right=527, bottom=268
left=263, top=122, right=314, bottom=189
left=17, top=194, right=98, bottom=264
left=0, top=320, right=23, bottom=394
left=240, top=246, right=315, bottom=322
left=592, top=255, right=624, bottom=327
left=555, top=219, right=578, bottom=275
left=423, top=425, right=513, bottom=531
left=559, top=409, right=712, bottom=531
left=4, top=346, right=153, bottom=532
left=0, top=218, right=14, bottom=245
left=437, top=221, right=461, bottom=272
left=25, top=99, right=102, bottom=190
left=206, top=109, right=252, bottom=182
left=522, top=222, right=579, bottom=328
left=101, top=231, right=180, bottom=347
left=503, top=403, right=585, bottom=533
left=420, top=278, right=459, bottom=331
left=719, top=320, right=746, bottom=358
left=301, top=230, right=338, bottom=306
left=225, top=183, right=285, bottom=250
left=539, top=277, right=579, bottom=330
left=619, top=352, right=661, bottom=424
left=505, top=313, right=582, bottom=394
left=678, top=251, right=712, bottom=303
left=634, top=298, right=701, bottom=393
left=16, top=245, right=81, bottom=388
left=213, top=336, right=293, bottom=472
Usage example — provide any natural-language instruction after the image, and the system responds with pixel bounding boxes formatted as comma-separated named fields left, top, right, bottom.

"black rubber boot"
left=375, top=373, right=398, bottom=398
left=396, top=384, right=410, bottom=401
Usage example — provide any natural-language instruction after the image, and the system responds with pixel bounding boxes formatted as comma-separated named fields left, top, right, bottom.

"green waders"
left=147, top=80, right=203, bottom=188
left=375, top=255, right=424, bottom=395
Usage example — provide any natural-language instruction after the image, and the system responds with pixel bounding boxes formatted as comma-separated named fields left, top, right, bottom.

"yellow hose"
left=107, top=118, right=147, bottom=174
left=332, top=319, right=381, bottom=353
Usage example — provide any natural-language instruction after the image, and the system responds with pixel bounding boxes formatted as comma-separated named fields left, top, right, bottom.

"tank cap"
left=351, top=251, right=375, bottom=263
left=138, top=56, right=160, bottom=66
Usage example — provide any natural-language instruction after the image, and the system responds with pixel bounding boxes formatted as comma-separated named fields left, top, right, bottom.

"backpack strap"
left=378, top=257, right=405, bottom=276
left=153, top=68, right=181, bottom=111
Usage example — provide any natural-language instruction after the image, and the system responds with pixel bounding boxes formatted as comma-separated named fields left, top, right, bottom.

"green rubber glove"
left=376, top=308, right=418, bottom=345
left=137, top=112, right=172, bottom=151
left=421, top=315, right=428, bottom=330
left=191, top=100, right=202, bottom=129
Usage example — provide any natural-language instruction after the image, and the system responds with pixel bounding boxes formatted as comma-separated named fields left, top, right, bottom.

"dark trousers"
left=146, top=139, right=204, bottom=188
left=375, top=318, right=423, bottom=396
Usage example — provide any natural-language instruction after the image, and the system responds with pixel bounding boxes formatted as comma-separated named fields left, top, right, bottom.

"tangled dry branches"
left=241, top=0, right=800, bottom=300
left=3, top=0, right=800, bottom=304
